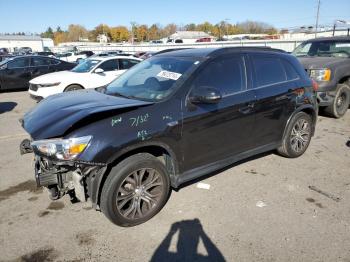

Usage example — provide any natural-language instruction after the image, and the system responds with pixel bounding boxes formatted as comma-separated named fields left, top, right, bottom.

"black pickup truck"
left=293, top=36, right=350, bottom=118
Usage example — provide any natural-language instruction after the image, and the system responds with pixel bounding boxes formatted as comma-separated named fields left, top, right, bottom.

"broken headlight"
left=31, top=136, right=92, bottom=160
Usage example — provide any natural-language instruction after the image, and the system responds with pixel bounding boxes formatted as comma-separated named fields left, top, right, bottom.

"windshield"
left=106, top=56, right=199, bottom=101
left=71, top=59, right=100, bottom=73
left=293, top=40, right=350, bottom=58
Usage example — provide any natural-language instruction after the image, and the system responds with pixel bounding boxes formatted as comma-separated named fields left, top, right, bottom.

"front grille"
left=29, top=84, right=38, bottom=91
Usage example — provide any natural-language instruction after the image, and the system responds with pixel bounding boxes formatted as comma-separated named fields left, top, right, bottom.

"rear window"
left=252, top=56, right=286, bottom=87
left=31, top=57, right=50, bottom=66
left=7, top=58, right=30, bottom=69
left=119, top=59, right=140, bottom=70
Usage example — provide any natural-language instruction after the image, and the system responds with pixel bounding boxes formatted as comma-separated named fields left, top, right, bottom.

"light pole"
left=225, top=18, right=230, bottom=39
left=130, top=21, right=136, bottom=45
left=315, top=0, right=321, bottom=38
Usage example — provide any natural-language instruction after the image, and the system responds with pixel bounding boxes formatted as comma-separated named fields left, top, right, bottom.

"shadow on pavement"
left=150, top=219, right=226, bottom=262
left=0, top=101, right=17, bottom=114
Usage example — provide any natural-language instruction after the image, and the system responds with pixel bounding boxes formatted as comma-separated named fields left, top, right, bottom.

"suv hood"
left=23, top=89, right=153, bottom=140
left=298, top=56, right=348, bottom=69
left=29, top=70, right=79, bottom=84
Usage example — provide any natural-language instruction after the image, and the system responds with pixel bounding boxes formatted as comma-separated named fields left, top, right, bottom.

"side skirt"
left=173, top=142, right=279, bottom=187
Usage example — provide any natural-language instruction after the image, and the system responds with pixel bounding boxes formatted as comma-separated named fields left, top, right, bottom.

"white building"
left=280, top=29, right=350, bottom=40
left=167, top=31, right=214, bottom=44
left=0, top=35, right=54, bottom=52
left=97, top=34, right=108, bottom=43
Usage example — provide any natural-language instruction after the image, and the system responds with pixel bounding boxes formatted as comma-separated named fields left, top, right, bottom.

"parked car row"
left=0, top=55, right=75, bottom=90
left=29, top=55, right=142, bottom=100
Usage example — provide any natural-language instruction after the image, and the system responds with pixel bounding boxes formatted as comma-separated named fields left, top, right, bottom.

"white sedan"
left=28, top=56, right=142, bottom=100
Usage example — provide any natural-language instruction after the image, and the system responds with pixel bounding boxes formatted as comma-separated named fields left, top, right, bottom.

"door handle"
left=239, top=102, right=255, bottom=114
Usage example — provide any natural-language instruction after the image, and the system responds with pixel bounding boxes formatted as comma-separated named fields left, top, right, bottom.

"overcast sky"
left=0, top=0, right=349, bottom=33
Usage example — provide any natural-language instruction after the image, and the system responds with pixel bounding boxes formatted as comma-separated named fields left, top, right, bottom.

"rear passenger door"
left=249, top=54, right=298, bottom=147
left=181, top=54, right=257, bottom=171
left=30, top=57, right=50, bottom=78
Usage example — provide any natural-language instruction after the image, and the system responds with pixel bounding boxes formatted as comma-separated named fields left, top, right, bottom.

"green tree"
left=41, top=27, right=54, bottom=39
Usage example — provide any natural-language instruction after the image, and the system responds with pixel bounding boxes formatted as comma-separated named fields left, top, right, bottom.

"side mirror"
left=0, top=63, right=8, bottom=70
left=189, top=86, right=222, bottom=104
left=94, top=68, right=104, bottom=74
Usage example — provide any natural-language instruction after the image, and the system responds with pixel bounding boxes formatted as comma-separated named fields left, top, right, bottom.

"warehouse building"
left=0, top=35, right=54, bottom=52
left=167, top=31, right=214, bottom=44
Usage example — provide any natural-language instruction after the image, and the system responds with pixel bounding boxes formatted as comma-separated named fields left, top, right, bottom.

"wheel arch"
left=338, top=75, right=350, bottom=85
left=90, top=142, right=179, bottom=209
left=282, top=105, right=317, bottom=141
left=64, top=83, right=85, bottom=91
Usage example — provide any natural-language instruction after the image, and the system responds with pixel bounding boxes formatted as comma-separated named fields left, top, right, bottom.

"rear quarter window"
left=282, top=60, right=300, bottom=80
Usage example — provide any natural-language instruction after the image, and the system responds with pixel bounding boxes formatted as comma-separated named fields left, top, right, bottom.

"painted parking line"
left=0, top=133, right=28, bottom=141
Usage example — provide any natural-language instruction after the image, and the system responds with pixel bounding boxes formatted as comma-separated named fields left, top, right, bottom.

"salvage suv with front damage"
left=293, top=36, right=350, bottom=118
left=21, top=47, right=318, bottom=226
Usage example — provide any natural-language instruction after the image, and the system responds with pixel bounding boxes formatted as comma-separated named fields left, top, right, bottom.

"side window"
left=98, top=59, right=119, bottom=71
left=7, top=58, right=30, bottom=69
left=191, top=56, right=246, bottom=96
left=252, top=56, right=286, bottom=87
left=119, top=59, right=140, bottom=70
left=282, top=60, right=299, bottom=80
left=50, top=59, right=60, bottom=65
left=31, top=57, right=50, bottom=66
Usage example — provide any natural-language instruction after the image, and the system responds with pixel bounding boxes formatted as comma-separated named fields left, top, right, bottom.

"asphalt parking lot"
left=0, top=91, right=349, bottom=262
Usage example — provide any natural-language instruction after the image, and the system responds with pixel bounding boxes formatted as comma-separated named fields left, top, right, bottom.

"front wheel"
left=278, top=112, right=313, bottom=158
left=64, top=84, right=83, bottom=92
left=324, top=84, right=350, bottom=118
left=101, top=153, right=170, bottom=227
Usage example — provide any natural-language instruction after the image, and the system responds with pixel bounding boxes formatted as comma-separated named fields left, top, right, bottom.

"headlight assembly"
left=309, top=69, right=331, bottom=81
left=31, top=136, right=92, bottom=160
left=39, top=82, right=61, bottom=87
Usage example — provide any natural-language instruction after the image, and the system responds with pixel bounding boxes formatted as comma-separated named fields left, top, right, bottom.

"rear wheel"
left=101, top=153, right=170, bottom=227
left=64, top=84, right=83, bottom=92
left=278, top=112, right=312, bottom=158
left=324, top=84, right=350, bottom=118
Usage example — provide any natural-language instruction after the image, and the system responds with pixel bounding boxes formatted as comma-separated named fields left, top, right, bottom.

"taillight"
left=311, top=80, right=319, bottom=91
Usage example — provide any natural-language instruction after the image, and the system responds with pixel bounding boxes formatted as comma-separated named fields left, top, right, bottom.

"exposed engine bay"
left=34, top=155, right=105, bottom=205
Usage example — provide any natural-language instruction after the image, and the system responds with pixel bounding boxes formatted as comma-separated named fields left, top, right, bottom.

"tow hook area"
left=35, top=156, right=105, bottom=204
left=19, top=138, right=33, bottom=155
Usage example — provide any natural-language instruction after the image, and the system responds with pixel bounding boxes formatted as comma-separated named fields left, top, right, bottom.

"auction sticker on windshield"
left=157, top=70, right=182, bottom=80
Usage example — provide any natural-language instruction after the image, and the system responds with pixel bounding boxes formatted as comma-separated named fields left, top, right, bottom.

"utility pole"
left=315, top=0, right=321, bottom=38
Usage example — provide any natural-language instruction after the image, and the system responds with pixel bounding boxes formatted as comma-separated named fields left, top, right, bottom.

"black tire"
left=278, top=112, right=313, bottom=158
left=101, top=153, right=170, bottom=227
left=324, top=84, right=350, bottom=118
left=64, top=84, right=83, bottom=92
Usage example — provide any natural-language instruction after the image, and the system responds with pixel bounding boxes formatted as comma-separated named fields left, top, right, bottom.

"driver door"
left=181, top=54, right=257, bottom=171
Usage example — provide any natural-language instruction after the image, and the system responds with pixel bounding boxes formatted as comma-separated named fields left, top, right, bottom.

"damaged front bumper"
left=33, top=155, right=107, bottom=208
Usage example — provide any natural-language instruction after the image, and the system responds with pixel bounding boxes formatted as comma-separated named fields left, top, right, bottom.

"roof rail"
left=211, top=46, right=286, bottom=56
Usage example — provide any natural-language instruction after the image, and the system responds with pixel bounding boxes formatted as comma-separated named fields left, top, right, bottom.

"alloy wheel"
left=290, top=118, right=311, bottom=153
left=116, top=168, right=164, bottom=220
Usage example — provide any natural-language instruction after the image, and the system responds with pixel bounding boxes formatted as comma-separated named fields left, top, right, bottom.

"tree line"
left=40, top=21, right=278, bottom=45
